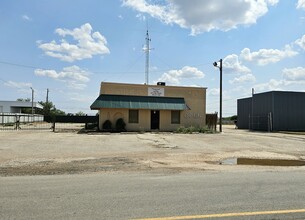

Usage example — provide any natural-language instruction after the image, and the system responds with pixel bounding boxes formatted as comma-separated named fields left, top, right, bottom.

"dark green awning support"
left=90, top=94, right=190, bottom=110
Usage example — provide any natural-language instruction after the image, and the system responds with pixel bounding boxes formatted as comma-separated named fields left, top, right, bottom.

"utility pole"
left=46, top=88, right=49, bottom=115
left=145, top=30, right=151, bottom=85
left=219, top=59, right=223, bottom=133
left=46, top=88, right=49, bottom=104
left=30, top=87, right=34, bottom=115
left=213, top=59, right=223, bottom=132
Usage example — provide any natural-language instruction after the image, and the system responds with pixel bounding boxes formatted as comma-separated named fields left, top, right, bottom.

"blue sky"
left=1, top=0, right=305, bottom=116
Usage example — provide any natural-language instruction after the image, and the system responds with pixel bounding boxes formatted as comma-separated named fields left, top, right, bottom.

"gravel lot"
left=0, top=125, right=305, bottom=176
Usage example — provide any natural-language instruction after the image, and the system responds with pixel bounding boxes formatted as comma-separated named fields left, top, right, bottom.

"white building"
left=0, top=101, right=43, bottom=113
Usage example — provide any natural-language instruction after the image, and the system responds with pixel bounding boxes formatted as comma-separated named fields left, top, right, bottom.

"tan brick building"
left=91, top=82, right=207, bottom=131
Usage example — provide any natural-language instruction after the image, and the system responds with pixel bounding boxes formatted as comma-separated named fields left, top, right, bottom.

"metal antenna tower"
left=144, top=30, right=151, bottom=85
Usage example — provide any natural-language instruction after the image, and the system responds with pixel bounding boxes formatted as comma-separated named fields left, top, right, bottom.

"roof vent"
left=157, top=82, right=166, bottom=86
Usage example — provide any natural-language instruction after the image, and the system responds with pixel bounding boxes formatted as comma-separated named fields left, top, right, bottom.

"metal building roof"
left=90, top=94, right=189, bottom=110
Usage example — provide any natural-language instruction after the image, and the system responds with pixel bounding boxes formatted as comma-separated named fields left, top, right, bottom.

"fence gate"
left=248, top=113, right=273, bottom=131
left=206, top=113, right=217, bottom=131
left=0, top=113, right=52, bottom=130
left=44, top=115, right=99, bottom=132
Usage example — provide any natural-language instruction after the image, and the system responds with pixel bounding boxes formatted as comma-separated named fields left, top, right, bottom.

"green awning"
left=90, top=94, right=189, bottom=110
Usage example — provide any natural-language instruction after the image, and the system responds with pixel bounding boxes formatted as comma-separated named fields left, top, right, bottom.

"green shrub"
left=176, top=126, right=215, bottom=134
left=115, top=118, right=126, bottom=131
left=176, top=126, right=185, bottom=133
left=102, top=120, right=112, bottom=130
left=187, top=126, right=197, bottom=134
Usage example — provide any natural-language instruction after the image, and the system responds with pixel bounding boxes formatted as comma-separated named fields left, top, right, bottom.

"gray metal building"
left=237, top=91, right=305, bottom=131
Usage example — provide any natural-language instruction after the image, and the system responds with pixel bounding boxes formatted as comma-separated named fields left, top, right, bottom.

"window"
left=171, top=110, right=180, bottom=124
left=129, top=110, right=139, bottom=123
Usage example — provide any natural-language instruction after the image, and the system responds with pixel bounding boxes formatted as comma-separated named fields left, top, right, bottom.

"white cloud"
left=266, top=0, right=279, bottom=5
left=295, top=34, right=305, bottom=50
left=22, top=15, right=32, bottom=21
left=254, top=79, right=284, bottom=93
left=229, top=74, right=256, bottom=84
left=69, top=94, right=96, bottom=102
left=222, top=54, right=255, bottom=85
left=4, top=81, right=32, bottom=89
left=223, top=54, right=251, bottom=74
left=66, top=82, right=88, bottom=90
left=158, top=66, right=204, bottom=85
left=253, top=67, right=305, bottom=93
left=239, top=67, right=305, bottom=95
left=136, top=13, right=146, bottom=21
left=282, top=67, right=305, bottom=81
left=123, top=0, right=278, bottom=35
left=208, top=88, right=220, bottom=96
left=240, top=45, right=298, bottom=66
left=297, top=0, right=305, bottom=10
left=35, top=66, right=90, bottom=90
left=38, top=23, right=110, bottom=62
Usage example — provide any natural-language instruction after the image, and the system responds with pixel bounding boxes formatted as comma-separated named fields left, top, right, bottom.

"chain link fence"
left=0, top=114, right=99, bottom=132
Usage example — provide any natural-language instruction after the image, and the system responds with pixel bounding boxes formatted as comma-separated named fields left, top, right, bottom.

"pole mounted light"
left=213, top=59, right=223, bottom=132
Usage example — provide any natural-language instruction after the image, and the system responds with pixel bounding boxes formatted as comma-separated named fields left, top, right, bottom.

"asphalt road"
left=1, top=170, right=305, bottom=220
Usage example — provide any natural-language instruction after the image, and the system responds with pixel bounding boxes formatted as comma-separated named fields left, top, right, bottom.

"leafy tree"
left=17, top=98, right=32, bottom=113
left=75, top=111, right=86, bottom=116
left=17, top=98, right=31, bottom=102
left=230, top=115, right=237, bottom=121
left=21, top=108, right=32, bottom=114
left=52, top=108, right=66, bottom=116
left=38, top=101, right=53, bottom=116
left=16, top=98, right=66, bottom=116
left=37, top=101, right=66, bottom=116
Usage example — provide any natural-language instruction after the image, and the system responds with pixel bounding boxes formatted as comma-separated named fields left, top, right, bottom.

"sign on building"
left=148, top=87, right=164, bottom=96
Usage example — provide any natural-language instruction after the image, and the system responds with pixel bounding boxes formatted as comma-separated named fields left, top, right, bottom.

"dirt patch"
left=0, top=156, right=196, bottom=176
left=0, top=157, right=149, bottom=176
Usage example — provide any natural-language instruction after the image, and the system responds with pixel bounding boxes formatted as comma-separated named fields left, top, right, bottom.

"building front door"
left=151, top=110, right=160, bottom=130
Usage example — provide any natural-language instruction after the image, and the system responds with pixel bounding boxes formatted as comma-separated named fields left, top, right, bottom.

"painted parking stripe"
left=133, top=208, right=305, bottom=220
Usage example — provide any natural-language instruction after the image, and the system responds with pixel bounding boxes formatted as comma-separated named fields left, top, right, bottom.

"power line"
left=0, top=59, right=147, bottom=75
left=0, top=58, right=219, bottom=75
left=0, top=60, right=40, bottom=69
left=207, top=95, right=248, bottom=105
